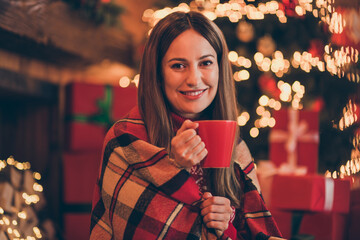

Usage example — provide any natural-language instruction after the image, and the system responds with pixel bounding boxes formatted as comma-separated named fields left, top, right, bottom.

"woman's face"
left=162, top=29, right=219, bottom=119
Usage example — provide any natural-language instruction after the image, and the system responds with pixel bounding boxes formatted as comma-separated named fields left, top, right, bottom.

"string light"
left=0, top=157, right=44, bottom=239
left=250, top=127, right=259, bottom=138
left=237, top=111, right=250, bottom=126
left=139, top=0, right=359, bottom=83
left=325, top=158, right=360, bottom=179
left=119, top=74, right=139, bottom=88
left=33, top=172, right=41, bottom=181
left=337, top=99, right=359, bottom=131
left=33, top=183, right=43, bottom=192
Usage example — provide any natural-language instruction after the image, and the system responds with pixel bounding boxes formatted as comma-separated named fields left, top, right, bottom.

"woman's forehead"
left=163, top=29, right=217, bottom=59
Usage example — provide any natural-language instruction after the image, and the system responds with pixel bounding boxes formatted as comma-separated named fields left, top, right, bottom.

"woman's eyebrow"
left=167, top=54, right=215, bottom=63
left=199, top=54, right=216, bottom=59
left=167, top=58, right=186, bottom=63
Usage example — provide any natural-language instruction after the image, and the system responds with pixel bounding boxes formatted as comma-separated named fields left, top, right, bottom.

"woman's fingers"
left=176, top=120, right=198, bottom=135
left=200, top=193, right=232, bottom=232
left=201, top=194, right=231, bottom=210
left=171, top=120, right=207, bottom=168
left=204, top=220, right=229, bottom=231
left=201, top=203, right=232, bottom=215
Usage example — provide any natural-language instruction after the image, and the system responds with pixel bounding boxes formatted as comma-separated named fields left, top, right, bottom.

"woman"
left=90, top=11, right=282, bottom=240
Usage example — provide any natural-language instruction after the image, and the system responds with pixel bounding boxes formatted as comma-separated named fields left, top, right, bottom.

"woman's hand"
left=170, top=120, right=207, bottom=169
left=200, top=192, right=232, bottom=235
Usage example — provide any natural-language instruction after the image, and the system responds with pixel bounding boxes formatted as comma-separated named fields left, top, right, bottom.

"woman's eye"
left=171, top=63, right=185, bottom=69
left=201, top=60, right=213, bottom=66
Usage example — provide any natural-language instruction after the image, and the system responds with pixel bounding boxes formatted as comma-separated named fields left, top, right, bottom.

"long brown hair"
left=138, top=11, right=242, bottom=207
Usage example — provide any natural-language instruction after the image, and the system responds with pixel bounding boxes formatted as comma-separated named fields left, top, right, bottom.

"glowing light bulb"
left=237, top=116, right=247, bottom=126
left=119, top=76, right=131, bottom=88
left=33, top=172, right=41, bottom=180
left=259, top=95, right=269, bottom=106
left=228, top=51, right=238, bottom=62
left=238, top=70, right=250, bottom=81
left=256, top=106, right=265, bottom=115
left=250, top=127, right=259, bottom=138
left=18, top=211, right=27, bottom=219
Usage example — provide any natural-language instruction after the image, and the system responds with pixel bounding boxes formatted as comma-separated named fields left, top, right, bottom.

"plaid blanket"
left=90, top=107, right=282, bottom=240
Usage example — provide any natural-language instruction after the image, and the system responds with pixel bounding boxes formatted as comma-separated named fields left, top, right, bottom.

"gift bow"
left=269, top=108, right=319, bottom=173
left=324, top=177, right=334, bottom=211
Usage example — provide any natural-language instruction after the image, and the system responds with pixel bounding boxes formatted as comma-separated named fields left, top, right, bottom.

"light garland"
left=325, top=157, right=360, bottom=179
left=337, top=99, right=359, bottom=131
left=141, top=0, right=359, bottom=82
left=119, top=74, right=139, bottom=88
left=0, top=156, right=44, bottom=239
left=247, top=80, right=305, bottom=138
left=142, top=0, right=285, bottom=26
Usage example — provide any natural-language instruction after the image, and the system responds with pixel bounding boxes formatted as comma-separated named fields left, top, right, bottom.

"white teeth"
left=182, top=90, right=204, bottom=96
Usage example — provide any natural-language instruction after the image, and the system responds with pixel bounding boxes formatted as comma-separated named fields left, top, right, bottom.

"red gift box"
left=66, top=82, right=137, bottom=151
left=269, top=109, right=319, bottom=174
left=63, top=151, right=101, bottom=203
left=67, top=122, right=106, bottom=151
left=350, top=188, right=360, bottom=207
left=271, top=209, right=348, bottom=240
left=348, top=206, right=360, bottom=240
left=270, top=210, right=292, bottom=239
left=271, top=174, right=350, bottom=213
left=299, top=212, right=348, bottom=240
left=64, top=213, right=91, bottom=240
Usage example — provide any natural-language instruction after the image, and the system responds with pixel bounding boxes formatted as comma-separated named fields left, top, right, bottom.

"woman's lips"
left=179, top=89, right=207, bottom=99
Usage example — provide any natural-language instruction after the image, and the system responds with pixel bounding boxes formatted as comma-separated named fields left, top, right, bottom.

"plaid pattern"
left=90, top=107, right=282, bottom=240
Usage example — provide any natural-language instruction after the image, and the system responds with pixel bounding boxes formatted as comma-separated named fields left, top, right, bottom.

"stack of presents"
left=257, top=108, right=360, bottom=240
left=63, top=82, right=137, bottom=240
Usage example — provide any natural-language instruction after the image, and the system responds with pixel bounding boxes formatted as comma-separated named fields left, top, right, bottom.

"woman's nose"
left=186, top=67, right=202, bottom=86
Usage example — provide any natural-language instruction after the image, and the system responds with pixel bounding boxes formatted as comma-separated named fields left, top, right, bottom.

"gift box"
left=350, top=187, right=360, bottom=207
left=271, top=174, right=350, bottom=213
left=64, top=213, right=91, bottom=240
left=348, top=206, right=360, bottom=240
left=65, top=82, right=137, bottom=151
left=269, top=109, right=319, bottom=174
left=256, top=160, right=276, bottom=207
left=271, top=209, right=348, bottom=240
left=63, top=151, right=101, bottom=203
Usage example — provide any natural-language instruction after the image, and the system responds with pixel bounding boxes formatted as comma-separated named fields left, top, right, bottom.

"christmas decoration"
left=271, top=210, right=348, bottom=240
left=62, top=0, right=124, bottom=27
left=65, top=82, right=137, bottom=151
left=271, top=174, right=350, bottom=213
left=269, top=108, right=319, bottom=174
left=236, top=21, right=255, bottom=42
left=257, top=35, right=276, bottom=57
left=0, top=156, right=57, bottom=240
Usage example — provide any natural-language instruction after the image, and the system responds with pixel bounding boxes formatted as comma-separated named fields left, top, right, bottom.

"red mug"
left=195, top=120, right=237, bottom=168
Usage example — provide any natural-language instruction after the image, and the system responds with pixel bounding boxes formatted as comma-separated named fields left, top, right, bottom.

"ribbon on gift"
left=269, top=108, right=319, bottom=173
left=256, top=160, right=307, bottom=178
left=68, top=85, right=114, bottom=129
left=324, top=177, right=335, bottom=211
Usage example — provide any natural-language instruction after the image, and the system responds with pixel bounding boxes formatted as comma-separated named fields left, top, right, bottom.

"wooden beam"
left=0, top=68, right=58, bottom=100
left=0, top=0, right=134, bottom=68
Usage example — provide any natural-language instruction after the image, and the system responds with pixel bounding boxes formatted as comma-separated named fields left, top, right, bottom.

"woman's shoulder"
left=105, top=106, right=149, bottom=142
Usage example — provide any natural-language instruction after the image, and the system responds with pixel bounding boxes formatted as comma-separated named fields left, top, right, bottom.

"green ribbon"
left=68, top=85, right=114, bottom=130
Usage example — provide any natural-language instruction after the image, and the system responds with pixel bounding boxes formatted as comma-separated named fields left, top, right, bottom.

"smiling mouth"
left=180, top=89, right=207, bottom=96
